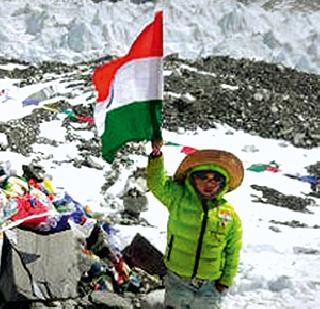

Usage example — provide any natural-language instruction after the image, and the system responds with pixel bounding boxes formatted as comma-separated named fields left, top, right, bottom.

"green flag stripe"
left=101, top=100, right=162, bottom=163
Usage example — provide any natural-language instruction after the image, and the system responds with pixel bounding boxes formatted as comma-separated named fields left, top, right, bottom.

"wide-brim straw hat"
left=174, top=149, right=244, bottom=192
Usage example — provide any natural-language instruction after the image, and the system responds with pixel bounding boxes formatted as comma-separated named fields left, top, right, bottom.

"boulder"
left=122, top=188, right=148, bottom=219
left=139, top=289, right=165, bottom=309
left=122, top=234, right=166, bottom=278
left=0, top=229, right=82, bottom=303
left=90, top=290, right=132, bottom=309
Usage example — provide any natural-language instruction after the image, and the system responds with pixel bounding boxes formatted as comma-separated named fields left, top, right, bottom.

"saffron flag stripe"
left=93, top=11, right=163, bottom=103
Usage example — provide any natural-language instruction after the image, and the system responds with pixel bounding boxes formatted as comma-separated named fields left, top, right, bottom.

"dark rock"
left=122, top=188, right=148, bottom=219
left=22, top=164, right=46, bottom=182
left=269, top=225, right=281, bottom=233
left=132, top=0, right=156, bottom=3
left=122, top=234, right=166, bottom=278
left=81, top=156, right=104, bottom=170
left=270, top=220, right=320, bottom=229
left=305, top=161, right=320, bottom=178
left=250, top=185, right=316, bottom=213
left=293, top=247, right=320, bottom=255
left=306, top=191, right=320, bottom=199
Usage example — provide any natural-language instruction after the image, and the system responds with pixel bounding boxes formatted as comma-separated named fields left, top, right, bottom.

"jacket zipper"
left=167, top=235, right=174, bottom=261
left=192, top=200, right=208, bottom=278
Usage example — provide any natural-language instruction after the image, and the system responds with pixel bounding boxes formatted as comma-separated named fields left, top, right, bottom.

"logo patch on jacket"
left=218, top=210, right=232, bottom=223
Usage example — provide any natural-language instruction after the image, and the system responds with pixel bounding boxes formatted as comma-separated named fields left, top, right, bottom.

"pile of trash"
left=0, top=161, right=165, bottom=307
left=0, top=162, right=89, bottom=234
left=79, top=223, right=164, bottom=297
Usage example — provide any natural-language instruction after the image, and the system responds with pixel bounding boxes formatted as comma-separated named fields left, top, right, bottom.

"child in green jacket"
left=147, top=140, right=243, bottom=309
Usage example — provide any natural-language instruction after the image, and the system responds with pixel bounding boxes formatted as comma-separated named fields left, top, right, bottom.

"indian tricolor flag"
left=93, top=11, right=163, bottom=163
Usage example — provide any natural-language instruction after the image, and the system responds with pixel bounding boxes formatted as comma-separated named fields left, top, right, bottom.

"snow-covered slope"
left=1, top=0, right=320, bottom=73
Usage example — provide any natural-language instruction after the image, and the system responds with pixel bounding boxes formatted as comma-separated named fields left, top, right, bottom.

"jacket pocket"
left=220, top=251, right=226, bottom=271
left=167, top=235, right=174, bottom=261
left=213, top=232, right=227, bottom=243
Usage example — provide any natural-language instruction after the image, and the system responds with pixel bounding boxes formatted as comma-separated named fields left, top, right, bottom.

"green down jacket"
left=147, top=155, right=242, bottom=287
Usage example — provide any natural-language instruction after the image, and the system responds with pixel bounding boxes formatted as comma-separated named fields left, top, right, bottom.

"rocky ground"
left=1, top=53, right=320, bottom=153
left=164, top=54, right=320, bottom=149
left=1, top=53, right=319, bottom=185
left=1, top=53, right=320, bottom=213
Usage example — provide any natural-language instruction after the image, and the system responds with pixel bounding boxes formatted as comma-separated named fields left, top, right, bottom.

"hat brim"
left=174, top=149, right=244, bottom=192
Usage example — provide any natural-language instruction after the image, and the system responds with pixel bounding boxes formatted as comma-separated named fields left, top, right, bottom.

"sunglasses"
left=192, top=171, right=226, bottom=183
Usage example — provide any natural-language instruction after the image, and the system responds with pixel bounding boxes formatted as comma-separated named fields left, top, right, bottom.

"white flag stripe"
left=94, top=56, right=163, bottom=137
left=109, top=57, right=163, bottom=112
left=94, top=98, right=108, bottom=136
